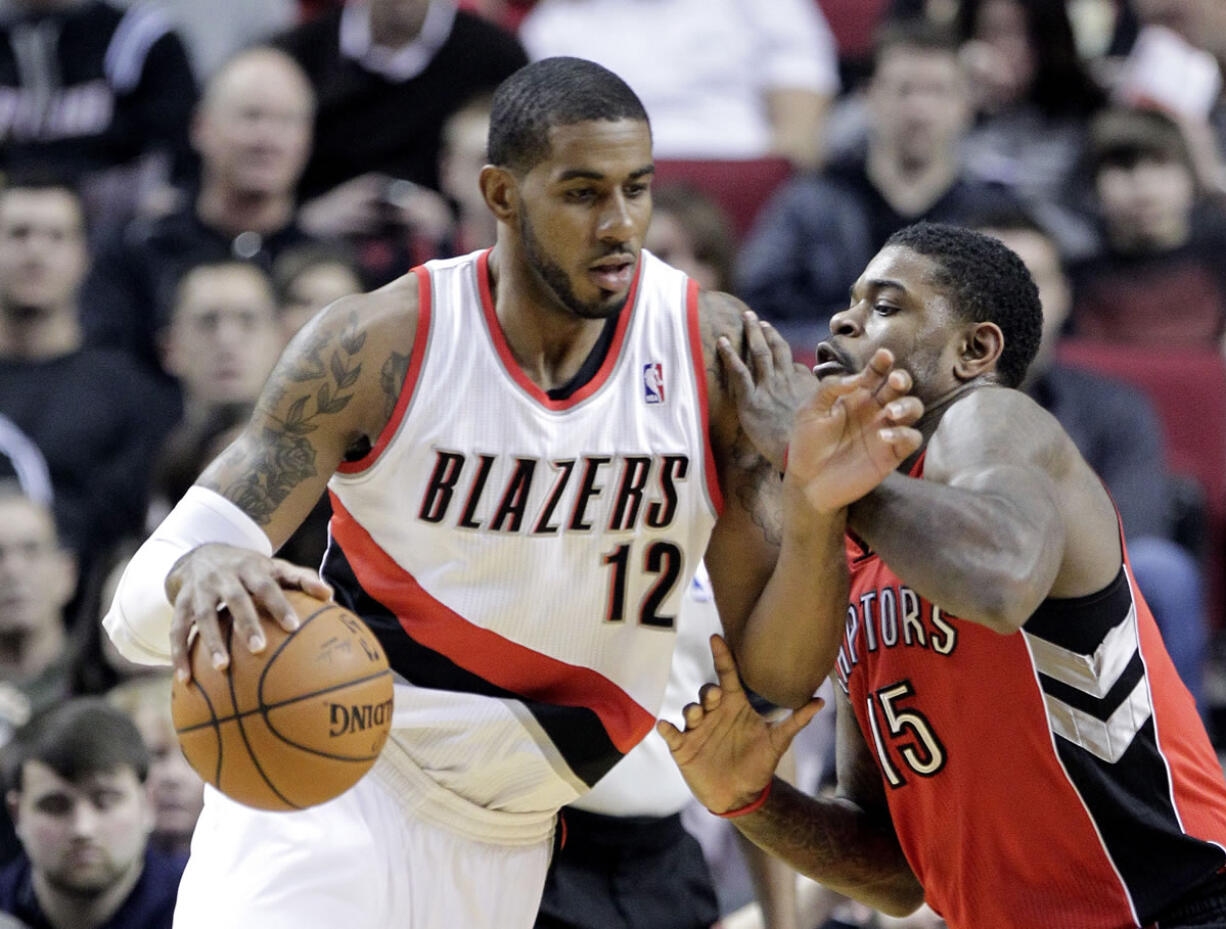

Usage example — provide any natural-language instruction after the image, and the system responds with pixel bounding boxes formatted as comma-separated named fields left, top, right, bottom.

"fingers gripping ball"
left=171, top=591, right=394, bottom=811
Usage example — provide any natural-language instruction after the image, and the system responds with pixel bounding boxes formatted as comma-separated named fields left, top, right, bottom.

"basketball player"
left=102, top=58, right=920, bottom=929
left=661, top=222, right=1226, bottom=929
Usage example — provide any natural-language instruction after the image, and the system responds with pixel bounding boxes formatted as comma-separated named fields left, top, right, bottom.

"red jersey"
left=837, top=467, right=1226, bottom=929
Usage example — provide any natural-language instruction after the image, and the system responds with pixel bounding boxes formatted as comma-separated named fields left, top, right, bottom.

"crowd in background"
left=0, top=0, right=1221, bottom=927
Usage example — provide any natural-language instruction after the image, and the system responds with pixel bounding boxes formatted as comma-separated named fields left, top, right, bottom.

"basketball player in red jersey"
left=663, top=222, right=1226, bottom=929
left=101, top=57, right=921, bottom=929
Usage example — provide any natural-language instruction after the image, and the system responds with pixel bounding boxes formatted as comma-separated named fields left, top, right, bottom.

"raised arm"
left=103, top=278, right=419, bottom=679
left=698, top=293, right=922, bottom=707
left=850, top=388, right=1122, bottom=634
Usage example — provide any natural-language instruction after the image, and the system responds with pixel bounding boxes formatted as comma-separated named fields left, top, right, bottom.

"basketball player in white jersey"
left=102, top=57, right=922, bottom=929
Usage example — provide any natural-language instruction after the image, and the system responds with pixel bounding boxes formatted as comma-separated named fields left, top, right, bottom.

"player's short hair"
left=885, top=223, right=1042, bottom=388
left=5, top=697, right=150, bottom=792
left=487, top=57, right=649, bottom=174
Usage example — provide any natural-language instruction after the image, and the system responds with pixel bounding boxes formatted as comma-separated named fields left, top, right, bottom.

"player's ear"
left=954, top=321, right=1003, bottom=382
left=480, top=165, right=518, bottom=223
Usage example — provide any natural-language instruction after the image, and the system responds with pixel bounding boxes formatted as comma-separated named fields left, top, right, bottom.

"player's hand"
left=658, top=635, right=823, bottom=815
left=717, top=311, right=817, bottom=472
left=788, top=348, right=923, bottom=513
left=165, top=543, right=334, bottom=683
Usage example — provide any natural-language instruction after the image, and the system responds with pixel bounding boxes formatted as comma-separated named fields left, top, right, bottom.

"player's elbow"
left=873, top=885, right=927, bottom=918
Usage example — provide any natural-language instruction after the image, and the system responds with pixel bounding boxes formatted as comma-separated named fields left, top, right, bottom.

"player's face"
left=11, top=761, right=152, bottom=896
left=515, top=119, right=653, bottom=320
left=816, top=245, right=963, bottom=403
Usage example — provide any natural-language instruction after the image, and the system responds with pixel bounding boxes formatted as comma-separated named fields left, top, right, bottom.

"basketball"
left=171, top=590, right=394, bottom=812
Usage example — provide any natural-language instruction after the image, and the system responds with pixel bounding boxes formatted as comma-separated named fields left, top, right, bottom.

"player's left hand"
left=658, top=634, right=823, bottom=815
left=717, top=311, right=816, bottom=473
left=787, top=348, right=923, bottom=513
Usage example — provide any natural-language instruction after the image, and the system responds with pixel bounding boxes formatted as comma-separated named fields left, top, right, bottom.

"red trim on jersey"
left=475, top=248, right=641, bottom=411
left=686, top=279, right=724, bottom=516
left=336, top=266, right=432, bottom=475
left=328, top=493, right=655, bottom=753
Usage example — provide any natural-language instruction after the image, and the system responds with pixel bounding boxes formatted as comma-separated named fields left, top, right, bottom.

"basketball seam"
left=175, top=667, right=393, bottom=737
left=225, top=621, right=302, bottom=810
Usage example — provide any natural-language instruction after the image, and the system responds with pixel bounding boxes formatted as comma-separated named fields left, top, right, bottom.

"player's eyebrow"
left=556, top=165, right=655, bottom=182
left=848, top=278, right=909, bottom=302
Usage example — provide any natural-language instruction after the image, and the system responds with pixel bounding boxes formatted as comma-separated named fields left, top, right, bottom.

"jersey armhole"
left=685, top=278, right=724, bottom=516
left=336, top=266, right=433, bottom=476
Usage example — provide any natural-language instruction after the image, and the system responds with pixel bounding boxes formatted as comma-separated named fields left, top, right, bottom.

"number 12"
left=601, top=541, right=683, bottom=628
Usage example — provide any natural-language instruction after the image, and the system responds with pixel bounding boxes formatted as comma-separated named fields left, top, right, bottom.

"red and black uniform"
left=836, top=460, right=1226, bottom=929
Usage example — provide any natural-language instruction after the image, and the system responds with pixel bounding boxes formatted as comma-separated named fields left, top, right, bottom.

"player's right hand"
left=165, top=543, right=333, bottom=683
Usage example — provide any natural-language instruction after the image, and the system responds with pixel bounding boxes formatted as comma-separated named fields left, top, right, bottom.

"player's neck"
left=485, top=244, right=613, bottom=392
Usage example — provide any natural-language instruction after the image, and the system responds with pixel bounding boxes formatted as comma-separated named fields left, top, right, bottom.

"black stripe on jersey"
left=320, top=541, right=623, bottom=788
left=1038, top=652, right=1146, bottom=719
left=1052, top=717, right=1226, bottom=922
left=1024, top=565, right=1131, bottom=653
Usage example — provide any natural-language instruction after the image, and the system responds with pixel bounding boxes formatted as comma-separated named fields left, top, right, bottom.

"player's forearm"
left=737, top=482, right=848, bottom=707
left=734, top=777, right=924, bottom=918
left=850, top=471, right=1056, bottom=633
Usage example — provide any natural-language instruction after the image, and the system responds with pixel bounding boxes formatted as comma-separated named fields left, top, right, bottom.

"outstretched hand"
left=658, top=635, right=823, bottom=815
left=716, top=311, right=817, bottom=472
left=788, top=348, right=923, bottom=513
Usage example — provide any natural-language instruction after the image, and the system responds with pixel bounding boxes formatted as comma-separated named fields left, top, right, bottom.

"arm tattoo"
left=380, top=351, right=411, bottom=422
left=213, top=313, right=366, bottom=524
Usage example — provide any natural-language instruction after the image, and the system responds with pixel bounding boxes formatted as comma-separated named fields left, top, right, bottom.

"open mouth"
left=813, top=342, right=853, bottom=379
left=587, top=256, right=635, bottom=292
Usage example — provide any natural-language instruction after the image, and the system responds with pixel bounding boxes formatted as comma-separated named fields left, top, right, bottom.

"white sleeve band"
left=102, top=485, right=274, bottom=666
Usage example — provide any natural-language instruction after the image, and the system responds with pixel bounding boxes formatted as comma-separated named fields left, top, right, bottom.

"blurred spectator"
left=159, top=261, right=284, bottom=430
left=1068, top=106, right=1226, bottom=352
left=0, top=493, right=75, bottom=747
left=107, top=675, right=203, bottom=860
left=0, top=698, right=185, bottom=929
left=644, top=185, right=736, bottom=293
left=980, top=210, right=1210, bottom=709
left=0, top=0, right=197, bottom=234
left=956, top=0, right=1107, bottom=259
left=82, top=45, right=318, bottom=383
left=0, top=416, right=51, bottom=511
left=273, top=0, right=526, bottom=279
left=0, top=177, right=173, bottom=565
left=519, top=0, right=839, bottom=171
left=735, top=18, right=1015, bottom=342
left=273, top=242, right=364, bottom=341
left=111, top=0, right=296, bottom=80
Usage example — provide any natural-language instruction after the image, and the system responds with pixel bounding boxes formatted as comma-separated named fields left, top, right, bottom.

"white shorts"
left=173, top=754, right=555, bottom=929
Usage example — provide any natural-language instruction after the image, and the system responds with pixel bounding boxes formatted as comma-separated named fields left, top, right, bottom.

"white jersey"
left=323, top=248, right=720, bottom=816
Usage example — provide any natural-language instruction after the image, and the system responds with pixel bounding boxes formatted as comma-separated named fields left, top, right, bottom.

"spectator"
left=82, top=45, right=318, bottom=382
left=0, top=698, right=185, bottom=929
left=107, top=675, right=204, bottom=860
left=0, top=417, right=52, bottom=511
left=159, top=261, right=284, bottom=430
left=980, top=210, right=1211, bottom=710
left=0, top=177, right=173, bottom=564
left=519, top=0, right=839, bottom=171
left=956, top=0, right=1107, bottom=259
left=644, top=185, right=737, bottom=294
left=735, top=18, right=1015, bottom=342
left=274, top=0, right=526, bottom=278
left=0, top=0, right=197, bottom=234
left=1069, top=106, right=1226, bottom=352
left=0, top=493, right=75, bottom=748
left=273, top=243, right=365, bottom=341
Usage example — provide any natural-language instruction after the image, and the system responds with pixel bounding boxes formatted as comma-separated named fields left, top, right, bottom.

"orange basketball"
left=171, top=590, right=393, bottom=812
